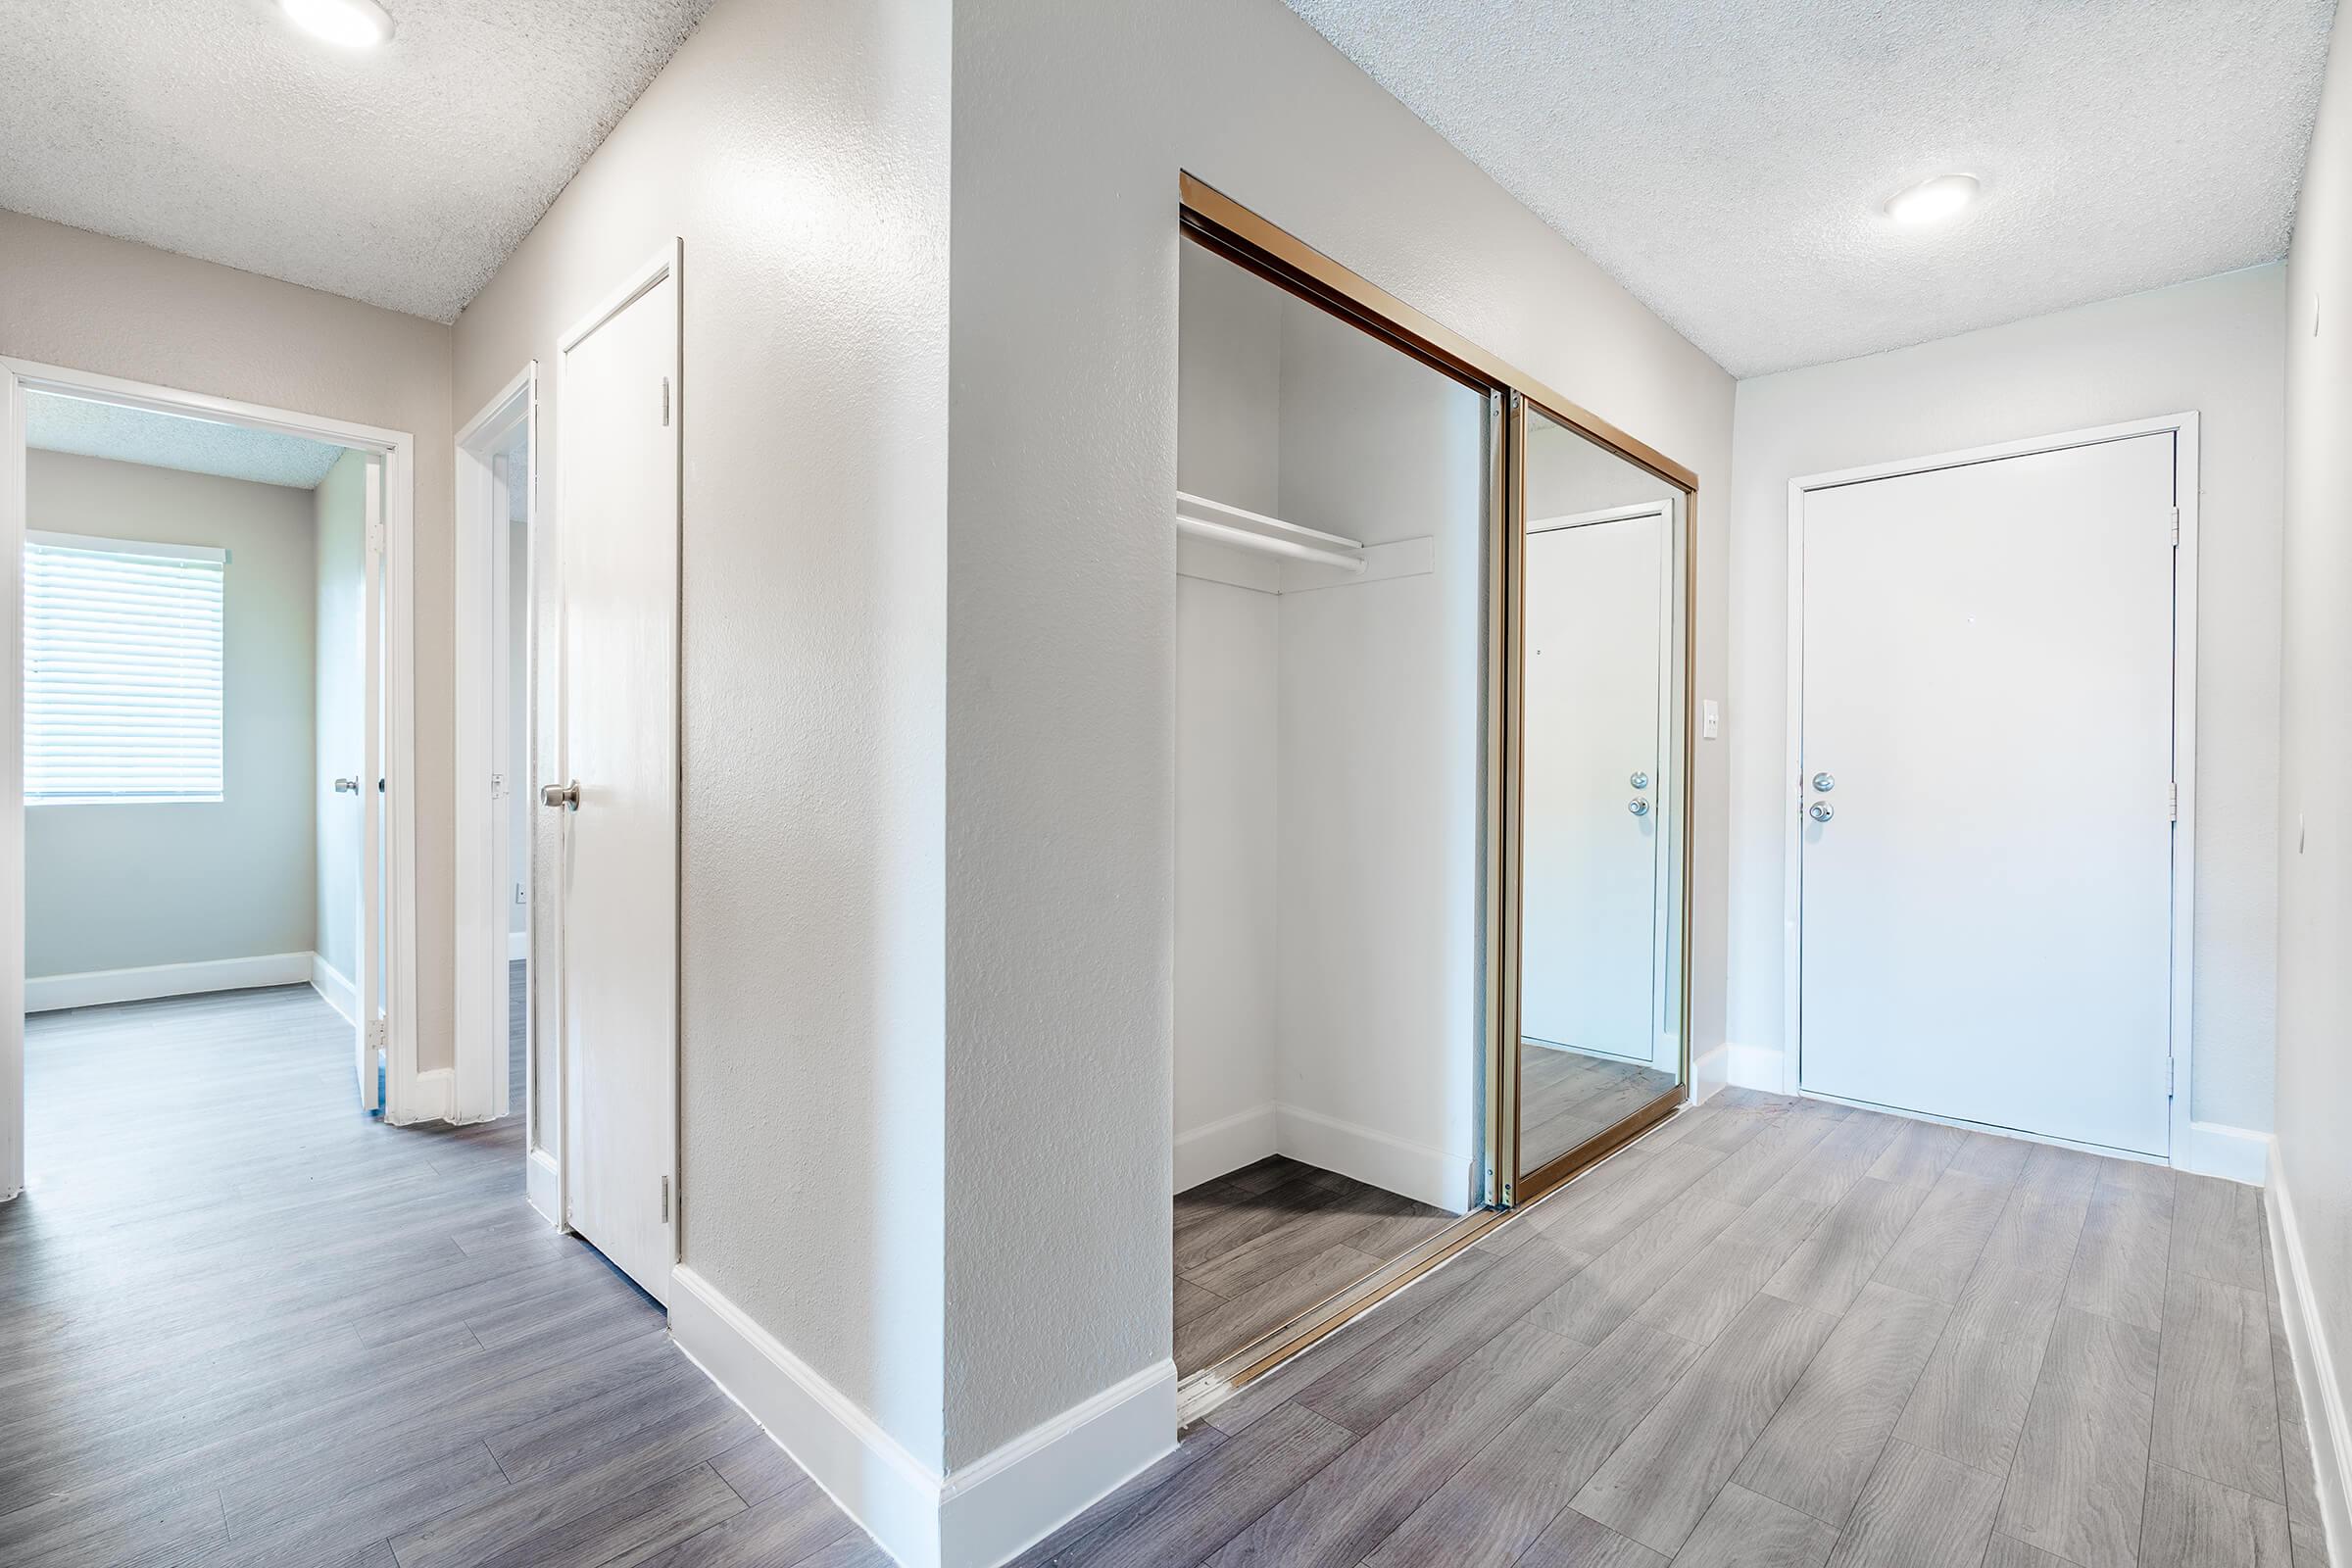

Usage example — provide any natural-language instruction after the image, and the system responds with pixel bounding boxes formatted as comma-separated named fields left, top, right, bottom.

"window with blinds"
left=24, top=530, right=227, bottom=805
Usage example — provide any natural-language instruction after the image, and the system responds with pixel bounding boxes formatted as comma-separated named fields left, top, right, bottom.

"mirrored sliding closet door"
left=1514, top=403, right=1690, bottom=1192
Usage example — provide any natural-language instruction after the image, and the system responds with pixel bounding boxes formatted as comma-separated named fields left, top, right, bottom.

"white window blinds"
left=24, top=530, right=226, bottom=804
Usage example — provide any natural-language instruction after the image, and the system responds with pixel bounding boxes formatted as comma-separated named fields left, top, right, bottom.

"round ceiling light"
left=1885, top=173, right=1981, bottom=225
left=280, top=0, right=394, bottom=47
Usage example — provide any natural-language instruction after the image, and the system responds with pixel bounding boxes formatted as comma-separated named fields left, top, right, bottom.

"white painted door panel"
left=1521, top=509, right=1668, bottom=1067
left=1797, top=434, right=2175, bottom=1155
left=558, top=269, right=678, bottom=1300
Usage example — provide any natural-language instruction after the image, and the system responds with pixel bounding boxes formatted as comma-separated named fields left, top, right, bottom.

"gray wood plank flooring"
left=5, top=980, right=883, bottom=1568
left=1023, top=1090, right=2330, bottom=1568
left=1173, top=1156, right=1455, bottom=1375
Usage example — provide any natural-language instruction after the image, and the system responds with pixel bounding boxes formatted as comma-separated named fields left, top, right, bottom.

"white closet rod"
left=1174, top=490, right=1367, bottom=574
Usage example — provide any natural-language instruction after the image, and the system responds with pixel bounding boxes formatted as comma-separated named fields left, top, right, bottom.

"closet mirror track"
left=1173, top=177, right=1697, bottom=1401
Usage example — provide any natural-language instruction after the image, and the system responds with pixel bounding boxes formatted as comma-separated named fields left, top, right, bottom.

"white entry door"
left=356, top=456, right=386, bottom=1109
left=1521, top=504, right=1672, bottom=1068
left=1796, top=431, right=2178, bottom=1156
left=555, top=250, right=679, bottom=1300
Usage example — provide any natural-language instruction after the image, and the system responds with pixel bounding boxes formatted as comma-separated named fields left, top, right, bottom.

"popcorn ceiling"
left=0, top=0, right=715, bottom=323
left=1283, top=0, right=2337, bottom=375
left=27, top=391, right=349, bottom=489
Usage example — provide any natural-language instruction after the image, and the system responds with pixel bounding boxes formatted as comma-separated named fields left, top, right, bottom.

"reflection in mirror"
left=1517, top=407, right=1687, bottom=1181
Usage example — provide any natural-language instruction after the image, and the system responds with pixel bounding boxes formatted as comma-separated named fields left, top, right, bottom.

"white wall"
left=1174, top=247, right=1282, bottom=1176
left=24, top=452, right=316, bottom=978
left=0, top=209, right=458, bottom=1067
left=453, top=0, right=952, bottom=1471
left=1726, top=265, right=2286, bottom=1138
left=314, top=450, right=366, bottom=992
left=946, top=0, right=1734, bottom=1468
left=1273, top=298, right=1485, bottom=1209
left=2278, top=8, right=2352, bottom=1545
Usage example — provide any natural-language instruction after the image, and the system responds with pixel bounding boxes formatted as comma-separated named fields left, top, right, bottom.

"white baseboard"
left=311, top=953, right=359, bottom=1025
left=2180, top=1120, right=2274, bottom=1186
left=526, top=1148, right=561, bottom=1226
left=25, top=952, right=314, bottom=1012
left=1275, top=1103, right=1473, bottom=1213
left=669, top=1264, right=1174, bottom=1568
left=2268, top=1142, right=2352, bottom=1567
left=509, top=928, right=529, bottom=962
left=1174, top=1104, right=1277, bottom=1193
left=1720, top=1042, right=1786, bottom=1094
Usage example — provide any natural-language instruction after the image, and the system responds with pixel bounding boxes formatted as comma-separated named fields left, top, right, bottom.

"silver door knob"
left=1809, top=801, right=1835, bottom=823
left=1630, top=771, right=1650, bottom=790
left=332, top=776, right=360, bottom=795
left=1812, top=772, right=1836, bottom=793
left=541, top=780, right=579, bottom=811
left=1628, top=798, right=1650, bottom=816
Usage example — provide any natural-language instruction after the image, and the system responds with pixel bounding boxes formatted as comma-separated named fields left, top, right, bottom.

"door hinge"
left=368, top=1017, right=387, bottom=1053
left=490, top=771, right=507, bottom=800
left=661, top=1174, right=671, bottom=1223
left=2170, top=507, right=2180, bottom=548
left=2169, top=781, right=2179, bottom=822
left=660, top=376, right=671, bottom=427
left=2167, top=1056, right=2177, bottom=1097
left=367, top=516, right=386, bottom=556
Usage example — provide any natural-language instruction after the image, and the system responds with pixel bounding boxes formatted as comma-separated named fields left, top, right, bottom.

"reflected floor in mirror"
left=1174, top=1157, right=1458, bottom=1377
left=1523, top=1041, right=1677, bottom=1173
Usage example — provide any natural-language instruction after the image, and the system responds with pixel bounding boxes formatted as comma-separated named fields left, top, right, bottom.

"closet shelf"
left=1175, top=491, right=1367, bottom=573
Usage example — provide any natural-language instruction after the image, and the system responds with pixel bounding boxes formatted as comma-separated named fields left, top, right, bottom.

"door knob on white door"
left=332, top=776, right=361, bottom=795
left=541, top=780, right=580, bottom=811
left=1628, top=798, right=1650, bottom=816
left=1812, top=772, right=1836, bottom=792
left=1809, top=801, right=1835, bottom=823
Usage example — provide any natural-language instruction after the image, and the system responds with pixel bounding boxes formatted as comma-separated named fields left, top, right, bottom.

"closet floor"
left=1524, top=1042, right=1678, bottom=1173
left=1175, top=1157, right=1458, bottom=1376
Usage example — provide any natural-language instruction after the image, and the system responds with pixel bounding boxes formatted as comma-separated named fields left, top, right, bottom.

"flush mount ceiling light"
left=1885, top=172, right=1981, bottom=225
left=280, top=0, right=393, bottom=47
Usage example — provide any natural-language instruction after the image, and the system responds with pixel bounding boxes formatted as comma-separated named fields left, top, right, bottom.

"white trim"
left=1782, top=414, right=2200, bottom=1164
left=1174, top=1104, right=1277, bottom=1193
left=509, top=930, right=531, bottom=962
left=454, top=362, right=537, bottom=1129
left=1710, top=1042, right=1784, bottom=1095
left=311, top=952, right=359, bottom=1025
left=3, top=356, right=426, bottom=1186
left=24, top=953, right=313, bottom=1012
left=668, top=1264, right=1177, bottom=1568
left=2180, top=1120, right=2273, bottom=1186
left=1275, top=1103, right=1475, bottom=1213
left=526, top=1147, right=562, bottom=1227
left=409, top=1066, right=454, bottom=1124
left=2269, top=1142, right=2352, bottom=1568
left=25, top=529, right=227, bottom=564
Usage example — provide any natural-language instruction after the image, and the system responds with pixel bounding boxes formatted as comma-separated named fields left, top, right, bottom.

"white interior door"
left=556, top=256, right=678, bottom=1300
left=356, top=456, right=385, bottom=1110
left=1520, top=505, right=1670, bottom=1067
left=1796, top=433, right=2176, bottom=1155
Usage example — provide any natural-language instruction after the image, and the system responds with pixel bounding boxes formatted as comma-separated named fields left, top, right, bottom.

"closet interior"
left=1171, top=239, right=1490, bottom=1378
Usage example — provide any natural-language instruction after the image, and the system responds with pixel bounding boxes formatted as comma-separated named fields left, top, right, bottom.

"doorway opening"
left=2, top=357, right=422, bottom=1200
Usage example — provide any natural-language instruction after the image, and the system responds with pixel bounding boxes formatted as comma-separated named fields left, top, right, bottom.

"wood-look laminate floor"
left=7, top=982, right=887, bottom=1568
left=1522, top=1042, right=1679, bottom=1175
left=1030, top=1089, right=2330, bottom=1568
left=1174, top=1158, right=1460, bottom=1377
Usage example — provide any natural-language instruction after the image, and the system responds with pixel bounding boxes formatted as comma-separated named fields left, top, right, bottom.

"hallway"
left=2, top=985, right=880, bottom=1568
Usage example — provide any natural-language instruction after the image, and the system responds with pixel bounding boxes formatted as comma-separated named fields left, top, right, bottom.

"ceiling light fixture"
left=1885, top=173, right=1980, bottom=225
left=280, top=0, right=394, bottom=47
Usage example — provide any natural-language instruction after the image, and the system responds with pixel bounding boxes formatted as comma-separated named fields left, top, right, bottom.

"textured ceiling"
left=1283, top=0, right=2337, bottom=375
left=0, top=0, right=714, bottom=323
left=27, top=392, right=348, bottom=488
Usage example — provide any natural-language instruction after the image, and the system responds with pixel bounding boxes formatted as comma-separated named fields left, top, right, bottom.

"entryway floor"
left=5, top=983, right=886, bottom=1568
left=1032, top=1090, right=2329, bottom=1568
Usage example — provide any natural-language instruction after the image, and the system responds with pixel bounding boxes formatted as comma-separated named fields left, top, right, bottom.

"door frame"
left=1783, top=412, right=2199, bottom=1164
left=550, top=238, right=683, bottom=1265
left=1523, top=499, right=1680, bottom=1076
left=0, top=356, right=425, bottom=1199
left=454, top=364, right=537, bottom=1144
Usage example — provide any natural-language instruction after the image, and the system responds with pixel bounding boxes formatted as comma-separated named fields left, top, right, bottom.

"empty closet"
left=1171, top=240, right=1490, bottom=1374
